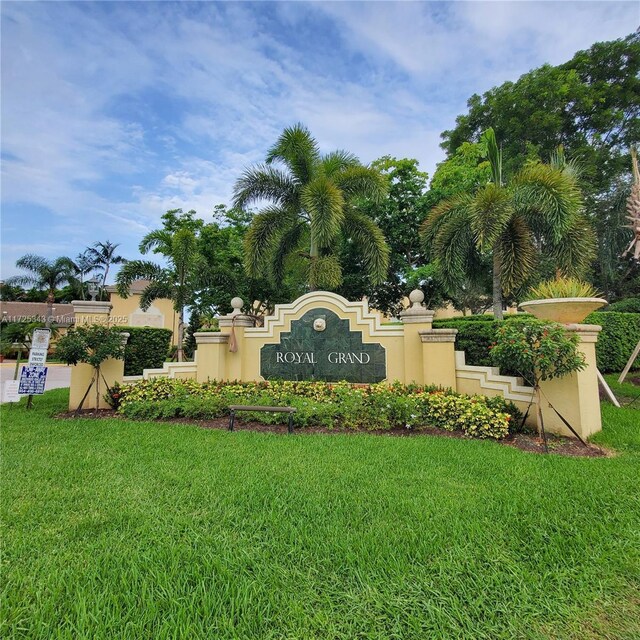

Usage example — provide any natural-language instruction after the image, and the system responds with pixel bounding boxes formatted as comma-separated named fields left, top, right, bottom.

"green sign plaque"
left=260, top=308, right=386, bottom=383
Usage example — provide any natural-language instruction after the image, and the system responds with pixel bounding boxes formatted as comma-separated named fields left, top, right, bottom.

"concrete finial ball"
left=409, top=289, right=425, bottom=306
left=230, top=297, right=243, bottom=315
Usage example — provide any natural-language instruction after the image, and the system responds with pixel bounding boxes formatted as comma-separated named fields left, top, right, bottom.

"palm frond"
left=482, top=127, right=502, bottom=186
left=333, top=165, right=388, bottom=204
left=495, top=215, right=536, bottom=295
left=139, top=230, right=173, bottom=255
left=265, top=123, right=320, bottom=184
left=320, top=150, right=360, bottom=178
left=271, top=223, right=306, bottom=283
left=546, top=213, right=597, bottom=279
left=513, top=163, right=582, bottom=242
left=115, top=260, right=165, bottom=298
left=470, top=183, right=513, bottom=251
left=342, top=209, right=390, bottom=285
left=302, top=177, right=345, bottom=248
left=232, top=164, right=298, bottom=209
left=139, top=280, right=173, bottom=312
left=308, top=255, right=343, bottom=290
left=420, top=193, right=474, bottom=255
left=243, top=206, right=293, bottom=277
left=431, top=208, right=478, bottom=293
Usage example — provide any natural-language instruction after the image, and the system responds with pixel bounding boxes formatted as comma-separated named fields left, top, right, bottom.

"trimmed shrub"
left=117, top=378, right=518, bottom=439
left=584, top=312, right=640, bottom=373
left=605, top=297, right=640, bottom=313
left=435, top=312, right=639, bottom=374
left=113, top=326, right=173, bottom=376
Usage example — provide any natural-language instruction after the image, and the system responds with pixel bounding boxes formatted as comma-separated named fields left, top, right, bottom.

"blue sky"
left=1, top=1, right=636, bottom=282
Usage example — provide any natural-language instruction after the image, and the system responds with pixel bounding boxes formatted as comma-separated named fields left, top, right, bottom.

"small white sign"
left=28, top=348, right=48, bottom=365
left=2, top=380, right=21, bottom=403
left=31, top=328, right=51, bottom=350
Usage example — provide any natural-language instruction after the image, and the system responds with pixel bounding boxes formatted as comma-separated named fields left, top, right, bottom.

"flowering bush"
left=117, top=378, right=518, bottom=439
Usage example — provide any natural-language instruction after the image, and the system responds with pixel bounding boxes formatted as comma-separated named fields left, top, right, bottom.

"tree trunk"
left=534, top=385, right=548, bottom=452
left=95, top=366, right=101, bottom=411
left=492, top=252, right=504, bottom=320
left=309, top=230, right=318, bottom=291
left=177, top=309, right=184, bottom=362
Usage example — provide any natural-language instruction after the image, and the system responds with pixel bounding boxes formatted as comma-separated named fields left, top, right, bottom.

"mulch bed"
left=57, top=410, right=609, bottom=458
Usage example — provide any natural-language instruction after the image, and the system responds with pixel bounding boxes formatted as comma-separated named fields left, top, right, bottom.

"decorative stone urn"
left=519, top=297, right=607, bottom=324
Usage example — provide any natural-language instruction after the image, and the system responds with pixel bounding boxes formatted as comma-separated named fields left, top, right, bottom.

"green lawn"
left=2, top=389, right=639, bottom=639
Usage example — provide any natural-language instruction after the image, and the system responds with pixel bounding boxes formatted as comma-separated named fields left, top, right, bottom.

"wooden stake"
left=618, top=340, right=640, bottom=384
left=597, top=369, right=620, bottom=407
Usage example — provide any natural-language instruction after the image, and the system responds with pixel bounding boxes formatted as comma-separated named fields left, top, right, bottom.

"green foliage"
left=491, top=319, right=586, bottom=386
left=586, top=311, right=640, bottom=373
left=8, top=255, right=75, bottom=308
left=422, top=129, right=595, bottom=318
left=606, top=297, right=640, bottom=313
left=435, top=312, right=640, bottom=374
left=103, top=381, right=124, bottom=410
left=440, top=33, right=640, bottom=298
left=117, top=378, right=519, bottom=439
left=527, top=277, right=601, bottom=299
left=54, top=325, right=126, bottom=369
left=233, top=123, right=390, bottom=290
left=111, top=326, right=172, bottom=376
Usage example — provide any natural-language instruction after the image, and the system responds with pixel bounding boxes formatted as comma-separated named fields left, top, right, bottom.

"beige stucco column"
left=538, top=324, right=602, bottom=440
left=71, top=300, right=112, bottom=326
left=399, top=290, right=435, bottom=384
left=68, top=299, right=128, bottom=410
left=194, top=332, right=229, bottom=382
left=217, top=297, right=254, bottom=381
left=418, top=328, right=458, bottom=390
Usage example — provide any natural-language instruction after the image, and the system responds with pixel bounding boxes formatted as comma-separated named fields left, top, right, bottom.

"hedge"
left=585, top=312, right=640, bottom=373
left=113, top=326, right=173, bottom=376
left=433, top=312, right=640, bottom=374
left=605, top=297, right=640, bottom=313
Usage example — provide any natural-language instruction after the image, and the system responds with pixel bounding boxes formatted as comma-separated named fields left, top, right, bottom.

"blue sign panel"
left=18, top=366, right=48, bottom=395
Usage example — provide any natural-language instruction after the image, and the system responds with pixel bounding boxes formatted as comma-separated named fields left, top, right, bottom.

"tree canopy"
left=233, top=123, right=390, bottom=291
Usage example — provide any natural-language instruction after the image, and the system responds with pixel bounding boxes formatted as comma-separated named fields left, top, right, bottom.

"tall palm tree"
left=70, top=251, right=97, bottom=300
left=421, top=129, right=596, bottom=319
left=9, top=255, right=74, bottom=327
left=233, top=123, right=390, bottom=291
left=87, top=241, right=126, bottom=296
left=116, top=227, right=205, bottom=362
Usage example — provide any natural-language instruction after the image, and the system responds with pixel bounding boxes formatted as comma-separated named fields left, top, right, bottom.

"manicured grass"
left=2, top=389, right=639, bottom=639
left=602, top=373, right=640, bottom=407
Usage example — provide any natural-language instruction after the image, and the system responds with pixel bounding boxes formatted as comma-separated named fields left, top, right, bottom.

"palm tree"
left=421, top=129, right=596, bottom=319
left=86, top=241, right=126, bottom=296
left=116, top=227, right=205, bottom=362
left=70, top=251, right=97, bottom=300
left=9, top=255, right=74, bottom=327
left=233, top=123, right=390, bottom=291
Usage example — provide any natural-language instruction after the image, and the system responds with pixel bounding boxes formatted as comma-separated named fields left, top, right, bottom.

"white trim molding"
left=455, top=351, right=535, bottom=403
left=245, top=291, right=404, bottom=339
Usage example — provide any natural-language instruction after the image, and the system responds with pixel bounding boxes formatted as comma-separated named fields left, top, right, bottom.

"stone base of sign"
left=66, top=292, right=605, bottom=440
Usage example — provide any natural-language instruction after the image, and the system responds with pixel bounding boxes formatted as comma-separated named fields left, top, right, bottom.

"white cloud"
left=1, top=1, right=636, bottom=280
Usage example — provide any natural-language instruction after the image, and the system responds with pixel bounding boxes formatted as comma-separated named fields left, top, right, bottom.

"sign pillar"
left=399, top=290, right=435, bottom=385
left=68, top=301, right=127, bottom=411
left=539, top=324, right=602, bottom=440
left=194, top=332, right=229, bottom=382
